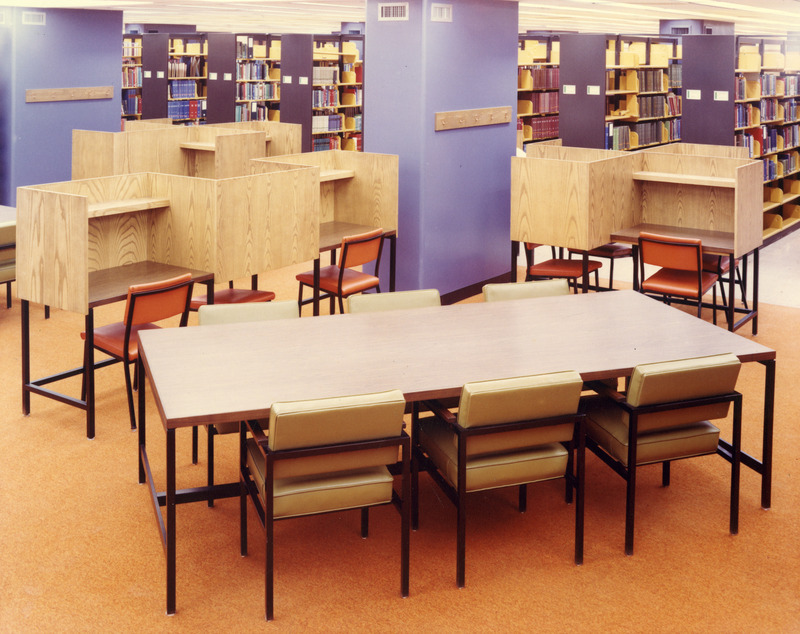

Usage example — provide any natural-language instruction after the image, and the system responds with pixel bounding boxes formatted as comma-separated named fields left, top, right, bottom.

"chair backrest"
left=627, top=353, right=741, bottom=432
left=347, top=289, right=440, bottom=313
left=125, top=273, right=193, bottom=327
left=482, top=280, right=569, bottom=302
left=268, top=389, right=406, bottom=479
left=198, top=300, right=299, bottom=325
left=0, top=221, right=15, bottom=268
left=459, top=370, right=583, bottom=428
left=638, top=231, right=702, bottom=272
left=339, top=228, right=384, bottom=269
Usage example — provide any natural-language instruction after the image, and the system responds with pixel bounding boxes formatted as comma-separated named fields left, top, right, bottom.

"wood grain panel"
left=88, top=213, right=151, bottom=271
left=332, top=151, right=399, bottom=231
left=210, top=121, right=302, bottom=157
left=71, top=130, right=116, bottom=180
left=212, top=131, right=265, bottom=179
left=215, top=169, right=319, bottom=280
left=587, top=153, right=640, bottom=248
left=16, top=187, right=88, bottom=313
left=642, top=142, right=749, bottom=159
left=510, top=156, right=589, bottom=248
left=734, top=160, right=764, bottom=257
left=26, top=86, right=112, bottom=103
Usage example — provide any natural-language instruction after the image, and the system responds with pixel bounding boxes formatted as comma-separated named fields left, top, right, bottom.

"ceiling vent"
left=378, top=3, right=408, bottom=21
left=431, top=3, right=453, bottom=22
left=22, top=11, right=46, bottom=26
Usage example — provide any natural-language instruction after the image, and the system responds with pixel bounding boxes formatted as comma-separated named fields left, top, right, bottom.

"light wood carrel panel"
left=211, top=131, right=265, bottom=180
left=525, top=144, right=626, bottom=162
left=16, top=187, right=88, bottom=313
left=734, top=160, right=764, bottom=257
left=641, top=143, right=749, bottom=160
left=210, top=121, right=302, bottom=157
left=72, top=130, right=117, bottom=179
left=215, top=170, right=319, bottom=281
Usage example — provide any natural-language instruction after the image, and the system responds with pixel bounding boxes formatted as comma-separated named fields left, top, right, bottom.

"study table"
left=136, top=290, right=776, bottom=615
left=610, top=223, right=759, bottom=334
left=21, top=261, right=214, bottom=439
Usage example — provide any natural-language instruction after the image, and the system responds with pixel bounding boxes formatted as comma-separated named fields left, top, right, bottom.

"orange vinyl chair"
left=81, top=273, right=194, bottom=430
left=638, top=232, right=719, bottom=323
left=296, top=228, right=384, bottom=315
left=568, top=242, right=632, bottom=291
left=524, top=242, right=602, bottom=293
left=702, top=253, right=748, bottom=319
left=189, top=274, right=275, bottom=311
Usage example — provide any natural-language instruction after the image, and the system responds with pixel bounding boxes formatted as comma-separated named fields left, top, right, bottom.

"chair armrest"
left=585, top=380, right=626, bottom=403
left=246, top=419, right=269, bottom=449
left=421, top=399, right=458, bottom=425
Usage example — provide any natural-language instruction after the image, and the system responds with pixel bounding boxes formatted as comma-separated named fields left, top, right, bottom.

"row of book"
left=667, top=62, right=682, bottom=89
left=735, top=102, right=760, bottom=129
left=167, top=99, right=206, bottom=120
left=237, top=60, right=273, bottom=81
left=169, top=79, right=203, bottom=99
left=735, top=129, right=762, bottom=158
left=312, top=113, right=343, bottom=133
left=313, top=135, right=342, bottom=151
left=785, top=99, right=799, bottom=123
left=168, top=56, right=205, bottom=79
left=122, top=65, right=142, bottom=89
left=630, top=120, right=666, bottom=147
left=760, top=98, right=781, bottom=122
left=522, top=92, right=559, bottom=115
left=761, top=152, right=798, bottom=182
left=341, top=87, right=363, bottom=107
left=638, top=95, right=666, bottom=118
left=313, top=65, right=339, bottom=85
left=518, top=67, right=559, bottom=91
left=313, top=87, right=339, bottom=108
left=237, top=82, right=279, bottom=101
left=235, top=36, right=270, bottom=60
left=604, top=122, right=631, bottom=150
left=235, top=102, right=275, bottom=122
left=341, top=62, right=363, bottom=84
left=121, top=94, right=142, bottom=116
left=122, top=41, right=141, bottom=58
left=637, top=69, right=666, bottom=93
left=786, top=75, right=800, bottom=97
left=522, top=115, right=559, bottom=141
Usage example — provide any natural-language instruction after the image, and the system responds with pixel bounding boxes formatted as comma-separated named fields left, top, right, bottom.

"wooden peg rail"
left=434, top=106, right=512, bottom=131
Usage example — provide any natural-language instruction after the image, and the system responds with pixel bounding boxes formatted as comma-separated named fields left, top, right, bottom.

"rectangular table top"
left=138, top=290, right=774, bottom=430
left=610, top=223, right=737, bottom=255
left=88, top=261, right=214, bottom=309
left=319, top=221, right=397, bottom=253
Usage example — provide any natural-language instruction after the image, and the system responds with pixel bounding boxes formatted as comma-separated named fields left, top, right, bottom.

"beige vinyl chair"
left=582, top=353, right=742, bottom=555
left=0, top=221, right=15, bottom=309
left=197, top=300, right=299, bottom=504
left=240, top=389, right=410, bottom=620
left=347, top=288, right=441, bottom=313
left=412, top=371, right=586, bottom=587
left=482, top=279, right=569, bottom=302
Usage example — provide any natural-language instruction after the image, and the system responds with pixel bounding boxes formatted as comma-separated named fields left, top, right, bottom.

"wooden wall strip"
left=26, top=86, right=113, bottom=103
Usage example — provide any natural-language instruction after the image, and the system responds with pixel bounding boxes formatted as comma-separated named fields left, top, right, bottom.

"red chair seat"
left=190, top=288, right=276, bottom=311
left=297, top=266, right=380, bottom=297
left=702, top=253, right=731, bottom=275
left=528, top=258, right=601, bottom=278
left=82, top=322, right=161, bottom=360
left=641, top=269, right=718, bottom=299
left=575, top=243, right=632, bottom=259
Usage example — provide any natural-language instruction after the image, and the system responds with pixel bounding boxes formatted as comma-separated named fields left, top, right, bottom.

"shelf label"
left=209, top=72, right=218, bottom=81
left=157, top=71, right=165, bottom=79
left=223, top=73, right=232, bottom=81
left=143, top=71, right=151, bottom=79
left=283, top=75, right=292, bottom=84
left=686, top=89, right=701, bottom=100
left=562, top=84, right=576, bottom=95
left=299, top=76, right=309, bottom=85
left=713, top=90, right=729, bottom=102
left=586, top=85, right=600, bottom=96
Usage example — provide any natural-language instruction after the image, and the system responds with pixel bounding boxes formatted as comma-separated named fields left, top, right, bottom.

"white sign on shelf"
left=714, top=90, right=729, bottom=102
left=224, top=73, right=232, bottom=81
left=284, top=75, right=292, bottom=84
left=686, top=89, right=702, bottom=100
left=563, top=84, right=576, bottom=95
left=586, top=85, right=600, bottom=96
left=299, top=76, right=309, bottom=85
left=209, top=72, right=218, bottom=81
left=157, top=71, right=164, bottom=79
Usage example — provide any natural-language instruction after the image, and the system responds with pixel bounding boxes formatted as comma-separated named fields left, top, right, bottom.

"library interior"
left=1, top=0, right=799, bottom=631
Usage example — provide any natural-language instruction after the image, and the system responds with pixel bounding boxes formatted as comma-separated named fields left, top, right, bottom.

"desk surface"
left=139, top=290, right=774, bottom=430
left=319, top=221, right=397, bottom=252
left=610, top=223, right=737, bottom=255
left=89, top=261, right=214, bottom=309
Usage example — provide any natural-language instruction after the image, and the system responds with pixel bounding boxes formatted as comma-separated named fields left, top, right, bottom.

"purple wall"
left=365, top=0, right=518, bottom=296
left=0, top=8, right=122, bottom=205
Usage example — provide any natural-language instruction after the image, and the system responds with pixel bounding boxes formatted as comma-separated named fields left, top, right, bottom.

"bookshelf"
left=559, top=34, right=680, bottom=151
left=517, top=36, right=560, bottom=146
left=167, top=34, right=208, bottom=124
left=121, top=35, right=143, bottom=125
left=280, top=34, right=364, bottom=153
left=235, top=34, right=281, bottom=123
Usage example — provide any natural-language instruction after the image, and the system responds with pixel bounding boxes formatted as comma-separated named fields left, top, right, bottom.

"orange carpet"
left=1, top=268, right=798, bottom=632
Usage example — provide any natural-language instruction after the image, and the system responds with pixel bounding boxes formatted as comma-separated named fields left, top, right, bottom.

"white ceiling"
left=5, top=0, right=800, bottom=37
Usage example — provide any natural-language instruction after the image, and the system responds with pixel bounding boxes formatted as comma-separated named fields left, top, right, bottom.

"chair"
left=197, top=300, right=299, bottom=504
left=297, top=228, right=384, bottom=315
left=482, top=279, right=569, bottom=302
left=0, top=220, right=15, bottom=309
left=189, top=274, right=275, bottom=311
left=240, top=389, right=410, bottom=620
left=638, top=231, right=719, bottom=323
left=524, top=242, right=602, bottom=293
left=81, top=273, right=193, bottom=430
left=347, top=288, right=440, bottom=313
left=568, top=242, right=632, bottom=291
left=412, top=371, right=586, bottom=587
left=582, top=353, right=742, bottom=555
